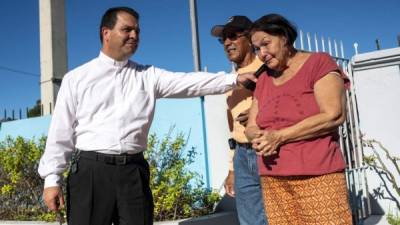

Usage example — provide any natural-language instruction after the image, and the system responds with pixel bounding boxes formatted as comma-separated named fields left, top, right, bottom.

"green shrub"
left=145, top=132, right=220, bottom=221
left=0, top=136, right=56, bottom=220
left=0, top=132, right=220, bottom=221
left=387, top=212, right=400, bottom=225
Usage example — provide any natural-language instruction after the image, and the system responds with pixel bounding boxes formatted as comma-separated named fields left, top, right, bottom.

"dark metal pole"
left=397, top=34, right=400, bottom=47
left=375, top=39, right=381, bottom=50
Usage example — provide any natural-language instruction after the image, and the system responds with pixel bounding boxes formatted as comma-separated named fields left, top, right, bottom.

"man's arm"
left=38, top=75, right=77, bottom=211
left=149, top=67, right=256, bottom=98
left=224, top=107, right=236, bottom=197
left=224, top=170, right=235, bottom=197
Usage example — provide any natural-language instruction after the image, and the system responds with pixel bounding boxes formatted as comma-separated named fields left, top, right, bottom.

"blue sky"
left=0, top=0, right=399, bottom=114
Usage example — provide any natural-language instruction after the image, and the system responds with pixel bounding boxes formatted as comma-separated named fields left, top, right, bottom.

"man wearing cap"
left=38, top=7, right=257, bottom=225
left=211, top=16, right=268, bottom=225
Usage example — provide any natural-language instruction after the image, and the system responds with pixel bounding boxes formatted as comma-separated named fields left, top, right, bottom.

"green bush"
left=0, top=136, right=56, bottom=221
left=146, top=132, right=220, bottom=221
left=387, top=212, right=400, bottom=225
left=0, top=133, right=220, bottom=221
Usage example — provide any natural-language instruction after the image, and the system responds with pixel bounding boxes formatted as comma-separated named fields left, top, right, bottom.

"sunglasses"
left=218, top=33, right=248, bottom=44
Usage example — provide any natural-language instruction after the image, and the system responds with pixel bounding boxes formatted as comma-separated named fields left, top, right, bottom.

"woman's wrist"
left=276, top=128, right=290, bottom=145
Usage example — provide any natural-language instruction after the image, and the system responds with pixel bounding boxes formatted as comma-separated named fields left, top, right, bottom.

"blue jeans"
left=233, top=144, right=268, bottom=225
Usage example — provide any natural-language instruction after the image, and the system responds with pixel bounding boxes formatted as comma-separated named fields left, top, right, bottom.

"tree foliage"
left=27, top=99, right=42, bottom=118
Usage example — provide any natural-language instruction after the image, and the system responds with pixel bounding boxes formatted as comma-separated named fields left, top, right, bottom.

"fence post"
left=334, top=39, right=339, bottom=57
left=375, top=39, right=381, bottom=50
left=26, top=107, right=29, bottom=118
left=397, top=34, right=400, bottom=47
left=354, top=43, right=359, bottom=55
left=299, top=30, right=304, bottom=50
left=19, top=109, right=22, bottom=119
left=340, top=41, right=345, bottom=59
left=328, top=37, right=333, bottom=55
left=314, top=33, right=319, bottom=52
left=12, top=110, right=15, bottom=120
left=307, top=32, right=312, bottom=51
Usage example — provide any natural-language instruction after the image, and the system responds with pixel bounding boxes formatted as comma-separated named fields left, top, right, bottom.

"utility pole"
left=189, top=0, right=210, bottom=189
left=189, top=0, right=201, bottom=72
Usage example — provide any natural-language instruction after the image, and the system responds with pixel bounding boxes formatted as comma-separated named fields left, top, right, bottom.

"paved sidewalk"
left=0, top=220, right=187, bottom=225
left=1, top=216, right=392, bottom=225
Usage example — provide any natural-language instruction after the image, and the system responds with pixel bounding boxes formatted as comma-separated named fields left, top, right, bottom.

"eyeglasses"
left=218, top=33, right=248, bottom=44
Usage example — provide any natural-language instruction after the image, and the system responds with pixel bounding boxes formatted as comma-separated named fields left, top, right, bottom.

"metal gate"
left=296, top=30, right=371, bottom=225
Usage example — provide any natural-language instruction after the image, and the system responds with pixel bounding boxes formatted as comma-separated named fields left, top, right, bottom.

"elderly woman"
left=245, top=14, right=353, bottom=225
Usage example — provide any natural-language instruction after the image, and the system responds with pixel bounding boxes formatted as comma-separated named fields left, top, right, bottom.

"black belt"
left=79, top=151, right=144, bottom=165
left=228, top=138, right=252, bottom=150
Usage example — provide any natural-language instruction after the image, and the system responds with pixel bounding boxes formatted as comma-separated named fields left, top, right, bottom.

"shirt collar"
left=99, top=51, right=129, bottom=67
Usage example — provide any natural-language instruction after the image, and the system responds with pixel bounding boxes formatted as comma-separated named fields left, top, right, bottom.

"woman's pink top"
left=254, top=53, right=349, bottom=176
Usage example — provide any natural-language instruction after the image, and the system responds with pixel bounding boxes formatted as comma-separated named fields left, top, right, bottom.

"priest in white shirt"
left=38, top=6, right=256, bottom=225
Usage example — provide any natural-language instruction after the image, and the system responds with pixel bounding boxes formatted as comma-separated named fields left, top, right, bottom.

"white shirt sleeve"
left=38, top=75, right=77, bottom=188
left=150, top=66, right=238, bottom=98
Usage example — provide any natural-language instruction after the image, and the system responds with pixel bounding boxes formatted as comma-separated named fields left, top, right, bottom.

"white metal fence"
left=296, top=30, right=369, bottom=225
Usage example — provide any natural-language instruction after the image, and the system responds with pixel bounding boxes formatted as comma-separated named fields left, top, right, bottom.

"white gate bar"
left=348, top=61, right=371, bottom=218
left=354, top=43, right=359, bottom=55
left=328, top=37, right=333, bottom=55
left=314, top=33, right=319, bottom=52
left=299, top=30, right=304, bottom=50
left=345, top=90, right=357, bottom=164
left=334, top=39, right=339, bottom=57
left=321, top=36, right=326, bottom=52
left=340, top=41, right=345, bottom=58
left=307, top=32, right=312, bottom=51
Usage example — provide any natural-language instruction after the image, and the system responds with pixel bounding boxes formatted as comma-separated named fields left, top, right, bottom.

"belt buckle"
left=115, top=155, right=127, bottom=165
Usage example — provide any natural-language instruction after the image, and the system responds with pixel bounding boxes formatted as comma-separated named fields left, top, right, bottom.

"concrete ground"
left=364, top=215, right=390, bottom=225
left=0, top=215, right=391, bottom=225
left=0, top=220, right=186, bottom=225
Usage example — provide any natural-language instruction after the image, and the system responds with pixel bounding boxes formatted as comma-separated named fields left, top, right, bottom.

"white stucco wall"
left=204, top=94, right=231, bottom=193
left=352, top=47, right=400, bottom=215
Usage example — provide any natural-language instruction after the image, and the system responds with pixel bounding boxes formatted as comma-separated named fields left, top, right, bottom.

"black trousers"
left=66, top=152, right=154, bottom=225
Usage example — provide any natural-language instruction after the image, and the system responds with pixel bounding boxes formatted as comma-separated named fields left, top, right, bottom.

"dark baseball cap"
left=211, top=15, right=252, bottom=37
